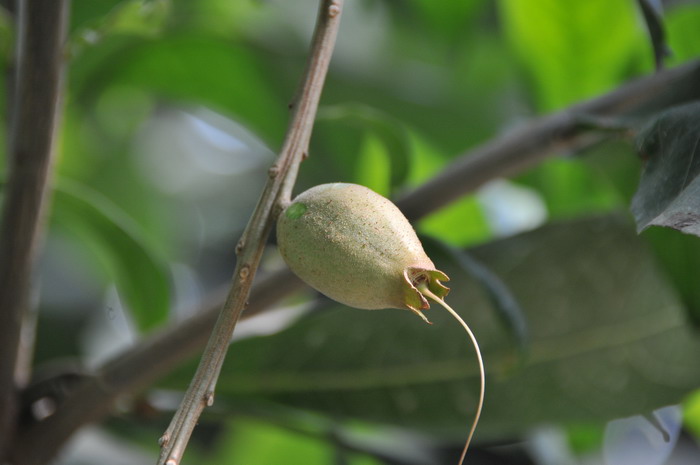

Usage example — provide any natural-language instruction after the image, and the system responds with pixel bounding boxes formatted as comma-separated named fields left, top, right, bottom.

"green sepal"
left=402, top=267, right=451, bottom=317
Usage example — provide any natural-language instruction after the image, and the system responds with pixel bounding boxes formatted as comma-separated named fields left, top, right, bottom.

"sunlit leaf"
left=205, top=419, right=334, bottom=465
left=499, top=0, right=646, bottom=110
left=683, top=389, right=700, bottom=440
left=355, top=132, right=391, bottom=197
left=666, top=4, right=700, bottom=65
left=418, top=196, right=491, bottom=247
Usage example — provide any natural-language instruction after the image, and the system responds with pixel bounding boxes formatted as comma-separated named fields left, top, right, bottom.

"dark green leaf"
left=52, top=180, right=170, bottom=332
left=196, top=216, right=699, bottom=439
left=643, top=227, right=700, bottom=326
left=423, top=237, right=528, bottom=354
left=632, top=102, right=700, bottom=237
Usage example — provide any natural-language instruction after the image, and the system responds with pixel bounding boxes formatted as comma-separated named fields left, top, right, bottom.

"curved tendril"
left=417, top=283, right=485, bottom=465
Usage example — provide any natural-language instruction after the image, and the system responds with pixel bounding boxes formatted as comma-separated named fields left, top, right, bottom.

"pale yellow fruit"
left=276, top=183, right=448, bottom=319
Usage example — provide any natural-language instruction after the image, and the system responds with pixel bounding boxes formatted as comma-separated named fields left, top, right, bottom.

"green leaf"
left=666, top=4, right=700, bottom=65
left=355, top=132, right=391, bottom=197
left=418, top=196, right=491, bottom=247
left=409, top=133, right=491, bottom=246
left=632, top=102, right=700, bottom=237
left=205, top=419, right=334, bottom=465
left=72, top=0, right=171, bottom=51
left=315, top=104, right=412, bottom=194
left=70, top=0, right=125, bottom=33
left=52, top=180, right=170, bottom=332
left=517, top=158, right=622, bottom=219
left=195, top=216, right=698, bottom=439
left=499, top=0, right=646, bottom=110
left=643, top=227, right=700, bottom=326
left=683, top=389, right=700, bottom=440
left=423, top=237, right=528, bottom=355
left=70, top=33, right=286, bottom=144
left=406, top=0, right=485, bottom=41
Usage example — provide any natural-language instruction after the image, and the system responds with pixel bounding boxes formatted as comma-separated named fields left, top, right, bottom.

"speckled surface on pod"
left=276, top=183, right=449, bottom=312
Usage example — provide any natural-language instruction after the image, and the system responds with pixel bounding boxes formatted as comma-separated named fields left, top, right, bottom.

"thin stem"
left=418, top=284, right=485, bottom=465
left=156, top=2, right=343, bottom=465
left=0, top=0, right=69, bottom=458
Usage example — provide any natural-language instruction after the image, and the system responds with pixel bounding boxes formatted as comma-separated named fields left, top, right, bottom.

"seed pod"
left=276, top=182, right=484, bottom=465
left=276, top=182, right=448, bottom=321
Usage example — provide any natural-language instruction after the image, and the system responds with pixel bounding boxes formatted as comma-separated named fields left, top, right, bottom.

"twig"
left=156, top=2, right=343, bottom=464
left=11, top=55, right=700, bottom=465
left=0, top=0, right=69, bottom=458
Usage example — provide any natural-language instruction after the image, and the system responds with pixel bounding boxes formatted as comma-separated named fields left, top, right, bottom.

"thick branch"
left=0, top=0, right=69, bottom=458
left=12, top=56, right=700, bottom=465
left=396, top=59, right=700, bottom=221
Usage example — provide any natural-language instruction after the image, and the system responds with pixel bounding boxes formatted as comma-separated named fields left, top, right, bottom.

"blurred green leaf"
left=172, top=216, right=699, bottom=439
left=518, top=158, right=622, bottom=219
left=314, top=104, right=412, bottom=194
left=666, top=4, right=700, bottom=65
left=355, top=132, right=391, bottom=197
left=643, top=227, right=700, bottom=325
left=499, top=0, right=646, bottom=110
left=205, top=419, right=334, bottom=465
left=418, top=196, right=491, bottom=247
left=632, top=102, right=700, bottom=237
left=72, top=0, right=171, bottom=53
left=683, top=389, right=700, bottom=440
left=409, top=133, right=491, bottom=246
left=406, top=0, right=485, bottom=42
left=52, top=180, right=170, bottom=332
left=70, top=0, right=125, bottom=33
left=566, top=423, right=605, bottom=454
left=70, top=33, right=286, bottom=144
left=423, top=237, right=528, bottom=354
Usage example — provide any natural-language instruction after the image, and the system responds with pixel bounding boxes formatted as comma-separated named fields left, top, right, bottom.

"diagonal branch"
left=11, top=56, right=700, bottom=465
left=396, top=59, right=700, bottom=221
left=155, top=1, right=344, bottom=464
left=0, top=0, right=69, bottom=459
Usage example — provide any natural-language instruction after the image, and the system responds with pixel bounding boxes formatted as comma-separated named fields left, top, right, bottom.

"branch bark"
left=0, top=0, right=69, bottom=459
left=154, top=1, right=344, bottom=464
left=11, top=55, right=700, bottom=465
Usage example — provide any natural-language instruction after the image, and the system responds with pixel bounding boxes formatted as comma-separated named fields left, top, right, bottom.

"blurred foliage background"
left=3, top=0, right=700, bottom=464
